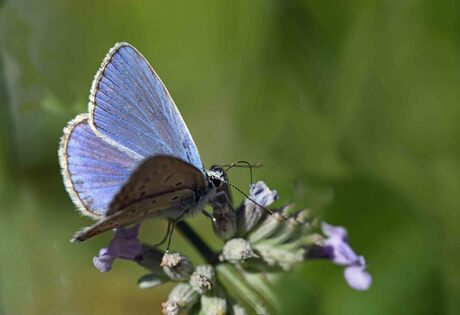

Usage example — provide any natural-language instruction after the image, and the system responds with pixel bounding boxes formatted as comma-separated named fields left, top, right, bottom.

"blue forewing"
left=88, top=43, right=203, bottom=171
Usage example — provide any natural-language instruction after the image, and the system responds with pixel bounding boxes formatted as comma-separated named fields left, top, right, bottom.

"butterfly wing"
left=72, top=155, right=207, bottom=242
left=88, top=42, right=203, bottom=171
left=59, top=114, right=142, bottom=217
left=107, top=155, right=207, bottom=215
left=72, top=189, right=197, bottom=242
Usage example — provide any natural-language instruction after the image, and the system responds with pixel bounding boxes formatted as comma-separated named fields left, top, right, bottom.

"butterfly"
left=58, top=42, right=226, bottom=243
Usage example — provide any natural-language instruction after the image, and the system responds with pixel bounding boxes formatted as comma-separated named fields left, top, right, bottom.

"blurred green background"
left=1, top=0, right=459, bottom=314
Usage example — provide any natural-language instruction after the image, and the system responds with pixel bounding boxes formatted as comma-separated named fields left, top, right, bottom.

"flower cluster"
left=92, top=181, right=372, bottom=314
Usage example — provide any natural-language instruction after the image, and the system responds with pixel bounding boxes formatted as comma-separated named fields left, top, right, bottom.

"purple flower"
left=248, top=181, right=278, bottom=207
left=321, top=222, right=372, bottom=290
left=308, top=222, right=372, bottom=291
left=93, top=224, right=143, bottom=272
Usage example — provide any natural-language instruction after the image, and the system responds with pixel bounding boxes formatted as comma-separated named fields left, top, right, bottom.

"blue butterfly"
left=59, top=43, right=225, bottom=243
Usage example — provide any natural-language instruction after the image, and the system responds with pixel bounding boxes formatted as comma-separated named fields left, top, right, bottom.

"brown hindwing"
left=107, top=155, right=206, bottom=215
left=72, top=188, right=196, bottom=242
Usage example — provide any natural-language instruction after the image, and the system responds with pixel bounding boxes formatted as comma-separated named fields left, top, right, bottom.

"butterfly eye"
left=211, top=177, right=222, bottom=188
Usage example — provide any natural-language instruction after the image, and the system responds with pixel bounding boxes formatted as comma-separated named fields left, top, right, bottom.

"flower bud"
left=231, top=304, right=248, bottom=315
left=296, top=233, right=324, bottom=247
left=255, top=244, right=305, bottom=270
left=294, top=209, right=309, bottom=224
left=269, top=217, right=300, bottom=244
left=161, top=252, right=194, bottom=281
left=278, top=202, right=293, bottom=217
left=200, top=294, right=227, bottom=315
left=237, top=181, right=278, bottom=234
left=162, top=301, right=179, bottom=315
left=137, top=273, right=168, bottom=289
left=248, top=181, right=279, bottom=206
left=221, top=238, right=258, bottom=264
left=248, top=212, right=285, bottom=243
left=190, top=265, right=215, bottom=294
left=236, top=202, right=264, bottom=236
left=162, top=283, right=198, bottom=315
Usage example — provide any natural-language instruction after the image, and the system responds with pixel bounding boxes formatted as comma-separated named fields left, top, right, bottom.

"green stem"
left=217, top=264, right=270, bottom=315
left=241, top=271, right=281, bottom=312
left=176, top=221, right=219, bottom=265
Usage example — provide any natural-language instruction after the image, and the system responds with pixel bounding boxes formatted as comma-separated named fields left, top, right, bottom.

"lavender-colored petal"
left=321, top=222, right=348, bottom=241
left=108, top=224, right=142, bottom=259
left=248, top=181, right=278, bottom=207
left=93, top=249, right=115, bottom=272
left=356, top=255, right=366, bottom=267
left=319, top=222, right=372, bottom=290
left=98, top=248, right=109, bottom=256
left=325, top=236, right=359, bottom=266
left=344, top=265, right=372, bottom=291
left=237, top=181, right=278, bottom=234
left=93, top=224, right=142, bottom=272
left=120, top=224, right=141, bottom=239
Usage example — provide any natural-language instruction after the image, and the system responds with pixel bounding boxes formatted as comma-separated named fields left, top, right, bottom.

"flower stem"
left=217, top=264, right=270, bottom=314
left=176, top=221, right=219, bottom=265
left=241, top=270, right=281, bottom=311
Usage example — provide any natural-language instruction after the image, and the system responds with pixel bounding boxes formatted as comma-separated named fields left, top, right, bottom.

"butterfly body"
left=59, top=42, right=224, bottom=242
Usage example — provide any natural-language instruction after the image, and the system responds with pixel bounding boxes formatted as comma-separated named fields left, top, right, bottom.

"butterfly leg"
left=165, top=198, right=204, bottom=251
left=165, top=213, right=187, bottom=252
left=209, top=190, right=236, bottom=235
left=153, top=219, right=172, bottom=247
left=165, top=220, right=175, bottom=252
left=214, top=190, right=232, bottom=205
left=201, top=209, right=217, bottom=225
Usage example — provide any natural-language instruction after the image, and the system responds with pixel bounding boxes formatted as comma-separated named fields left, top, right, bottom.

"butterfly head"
left=205, top=166, right=226, bottom=189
